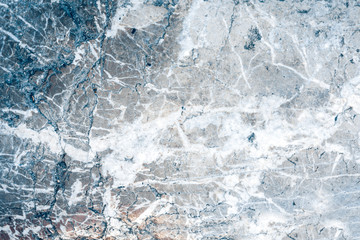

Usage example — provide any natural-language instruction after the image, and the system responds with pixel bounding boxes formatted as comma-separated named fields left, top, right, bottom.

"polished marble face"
left=0, top=0, right=360, bottom=239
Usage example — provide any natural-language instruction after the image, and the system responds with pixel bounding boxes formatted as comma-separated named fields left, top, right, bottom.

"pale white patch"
left=225, top=193, right=238, bottom=215
left=72, top=46, right=86, bottom=66
left=91, top=110, right=181, bottom=187
left=106, top=2, right=167, bottom=38
left=63, top=142, right=92, bottom=163
left=0, top=124, right=62, bottom=163
left=68, top=179, right=83, bottom=206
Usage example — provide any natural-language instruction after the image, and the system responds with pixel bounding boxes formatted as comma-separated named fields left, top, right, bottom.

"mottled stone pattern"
left=0, top=0, right=360, bottom=239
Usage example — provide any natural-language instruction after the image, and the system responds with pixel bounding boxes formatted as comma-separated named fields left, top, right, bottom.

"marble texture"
left=0, top=0, right=360, bottom=239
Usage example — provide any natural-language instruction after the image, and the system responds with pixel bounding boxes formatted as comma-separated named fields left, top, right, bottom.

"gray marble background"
left=0, top=0, right=360, bottom=239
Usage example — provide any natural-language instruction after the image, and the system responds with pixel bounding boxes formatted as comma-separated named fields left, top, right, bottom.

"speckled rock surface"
left=1, top=0, right=360, bottom=239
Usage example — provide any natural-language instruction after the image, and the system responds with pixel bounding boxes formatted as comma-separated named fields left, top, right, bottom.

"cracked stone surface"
left=0, top=0, right=360, bottom=239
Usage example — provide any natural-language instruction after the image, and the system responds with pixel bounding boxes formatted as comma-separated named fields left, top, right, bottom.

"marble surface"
left=1, top=0, right=360, bottom=239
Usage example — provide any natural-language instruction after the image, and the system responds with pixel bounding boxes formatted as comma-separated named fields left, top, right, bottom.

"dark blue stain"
left=153, top=0, right=165, bottom=7
left=247, top=132, right=256, bottom=143
left=244, top=26, right=262, bottom=50
left=297, top=9, right=311, bottom=14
